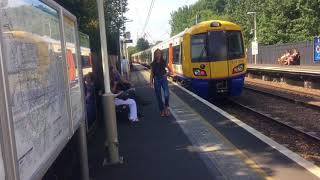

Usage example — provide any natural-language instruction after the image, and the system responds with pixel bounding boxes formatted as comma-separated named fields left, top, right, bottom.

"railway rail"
left=243, top=85, right=320, bottom=110
left=215, top=98, right=320, bottom=166
left=227, top=98, right=320, bottom=141
left=244, top=81, right=320, bottom=110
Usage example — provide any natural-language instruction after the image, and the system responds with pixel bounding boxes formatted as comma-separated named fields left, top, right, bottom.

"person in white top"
left=111, top=80, right=138, bottom=122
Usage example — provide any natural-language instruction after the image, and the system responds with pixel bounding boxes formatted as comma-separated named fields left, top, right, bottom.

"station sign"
left=124, top=39, right=133, bottom=43
left=252, top=41, right=258, bottom=55
left=314, top=36, right=320, bottom=63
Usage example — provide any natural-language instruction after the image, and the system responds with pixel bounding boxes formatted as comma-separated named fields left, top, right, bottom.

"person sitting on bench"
left=110, top=65, right=132, bottom=90
left=111, top=80, right=139, bottom=123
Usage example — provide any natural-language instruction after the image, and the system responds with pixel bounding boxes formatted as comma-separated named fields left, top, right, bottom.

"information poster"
left=314, top=36, right=320, bottom=63
left=251, top=41, right=258, bottom=55
left=1, top=0, right=70, bottom=179
left=64, top=17, right=84, bottom=129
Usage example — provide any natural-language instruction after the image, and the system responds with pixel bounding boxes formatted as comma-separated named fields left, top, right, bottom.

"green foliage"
left=127, top=46, right=138, bottom=58
left=136, top=38, right=150, bottom=51
left=170, top=0, right=320, bottom=46
left=154, top=41, right=163, bottom=45
left=54, top=0, right=128, bottom=54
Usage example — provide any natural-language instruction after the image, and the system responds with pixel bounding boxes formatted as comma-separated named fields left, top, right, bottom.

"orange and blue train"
left=132, top=20, right=247, bottom=99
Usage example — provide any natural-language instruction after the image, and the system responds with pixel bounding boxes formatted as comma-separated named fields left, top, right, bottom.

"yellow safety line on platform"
left=169, top=88, right=272, bottom=180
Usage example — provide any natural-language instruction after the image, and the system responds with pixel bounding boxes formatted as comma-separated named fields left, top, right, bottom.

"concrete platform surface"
left=87, top=64, right=320, bottom=180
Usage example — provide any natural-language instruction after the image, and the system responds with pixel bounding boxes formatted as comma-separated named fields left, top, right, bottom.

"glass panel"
left=79, top=31, right=90, bottom=48
left=208, top=31, right=227, bottom=61
left=227, top=31, right=244, bottom=59
left=191, top=33, right=207, bottom=62
left=173, top=46, right=180, bottom=64
left=0, top=1, right=69, bottom=179
left=192, top=31, right=244, bottom=62
left=81, top=56, right=90, bottom=67
left=0, top=138, right=4, bottom=180
left=162, top=49, right=168, bottom=64
left=63, top=16, right=83, bottom=128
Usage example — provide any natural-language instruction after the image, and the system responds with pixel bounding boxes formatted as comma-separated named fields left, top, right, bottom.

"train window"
left=81, top=56, right=90, bottom=68
left=227, top=31, right=244, bottom=59
left=162, top=49, right=169, bottom=64
left=207, top=31, right=227, bottom=61
left=191, top=33, right=207, bottom=62
left=180, top=44, right=183, bottom=63
left=173, top=46, right=181, bottom=64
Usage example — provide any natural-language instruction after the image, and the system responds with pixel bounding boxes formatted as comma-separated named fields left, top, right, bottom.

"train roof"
left=151, top=29, right=187, bottom=51
left=187, top=20, right=242, bottom=34
left=132, top=47, right=152, bottom=56
left=131, top=20, right=242, bottom=57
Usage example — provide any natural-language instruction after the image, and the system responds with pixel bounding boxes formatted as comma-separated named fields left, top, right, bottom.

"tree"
left=136, top=38, right=150, bottom=51
left=53, top=0, right=128, bottom=54
left=170, top=0, right=320, bottom=46
left=154, top=41, right=163, bottom=45
left=170, top=0, right=229, bottom=36
left=127, top=46, right=138, bottom=59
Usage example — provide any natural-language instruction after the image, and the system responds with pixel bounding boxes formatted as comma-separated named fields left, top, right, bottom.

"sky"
left=125, top=0, right=198, bottom=46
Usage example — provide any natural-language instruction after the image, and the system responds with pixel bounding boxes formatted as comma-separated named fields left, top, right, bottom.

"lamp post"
left=96, top=0, right=121, bottom=165
left=247, top=11, right=258, bottom=64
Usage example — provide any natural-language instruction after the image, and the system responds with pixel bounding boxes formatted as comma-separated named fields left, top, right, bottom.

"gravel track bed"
left=245, top=81, right=320, bottom=108
left=232, top=90, right=320, bottom=136
left=215, top=101, right=320, bottom=166
left=245, top=78, right=320, bottom=98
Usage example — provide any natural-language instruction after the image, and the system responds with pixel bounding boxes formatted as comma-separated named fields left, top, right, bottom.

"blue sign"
left=314, top=36, right=320, bottom=63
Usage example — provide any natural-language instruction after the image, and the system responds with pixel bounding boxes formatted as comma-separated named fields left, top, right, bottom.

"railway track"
left=215, top=98, right=320, bottom=166
left=227, top=98, right=320, bottom=142
left=244, top=84, right=320, bottom=111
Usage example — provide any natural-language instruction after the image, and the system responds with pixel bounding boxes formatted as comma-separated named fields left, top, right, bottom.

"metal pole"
left=74, top=20, right=90, bottom=180
left=119, top=0, right=124, bottom=75
left=78, top=122, right=90, bottom=180
left=254, top=13, right=257, bottom=64
left=96, top=0, right=121, bottom=164
left=254, top=13, right=257, bottom=42
left=196, top=14, right=198, bottom=24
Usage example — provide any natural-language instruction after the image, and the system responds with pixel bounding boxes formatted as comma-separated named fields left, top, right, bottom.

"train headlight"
left=210, top=21, right=221, bottom=27
left=193, top=68, right=207, bottom=76
left=232, top=64, right=244, bottom=74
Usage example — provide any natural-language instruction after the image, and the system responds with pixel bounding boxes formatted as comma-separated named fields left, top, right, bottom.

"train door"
left=208, top=31, right=229, bottom=79
left=168, top=43, right=174, bottom=74
left=172, top=44, right=183, bottom=75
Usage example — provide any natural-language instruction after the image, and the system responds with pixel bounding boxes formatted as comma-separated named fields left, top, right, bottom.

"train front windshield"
left=191, top=31, right=244, bottom=62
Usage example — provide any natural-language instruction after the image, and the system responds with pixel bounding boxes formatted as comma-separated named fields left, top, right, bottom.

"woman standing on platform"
left=150, top=49, right=172, bottom=117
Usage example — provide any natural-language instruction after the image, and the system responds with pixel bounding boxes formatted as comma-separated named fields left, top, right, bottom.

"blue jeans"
left=154, top=75, right=169, bottom=111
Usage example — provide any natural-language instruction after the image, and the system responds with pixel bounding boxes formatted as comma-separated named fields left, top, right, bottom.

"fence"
left=247, top=41, right=320, bottom=66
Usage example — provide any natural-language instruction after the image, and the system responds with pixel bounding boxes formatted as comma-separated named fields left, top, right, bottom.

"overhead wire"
left=141, top=0, right=155, bottom=38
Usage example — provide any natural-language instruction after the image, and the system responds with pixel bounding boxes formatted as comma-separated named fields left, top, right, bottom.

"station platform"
left=87, top=64, right=320, bottom=180
left=247, top=64, right=320, bottom=76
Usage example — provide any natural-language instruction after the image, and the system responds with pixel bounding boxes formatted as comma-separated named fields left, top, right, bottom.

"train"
left=132, top=20, right=247, bottom=99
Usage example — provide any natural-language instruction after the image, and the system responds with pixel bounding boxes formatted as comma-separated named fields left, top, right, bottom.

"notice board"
left=0, top=0, right=85, bottom=179
left=64, top=17, right=84, bottom=130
